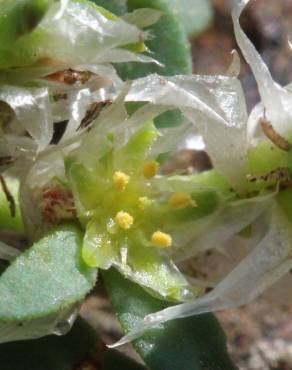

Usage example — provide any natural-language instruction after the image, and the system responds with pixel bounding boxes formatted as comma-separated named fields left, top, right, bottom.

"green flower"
left=65, top=100, right=215, bottom=301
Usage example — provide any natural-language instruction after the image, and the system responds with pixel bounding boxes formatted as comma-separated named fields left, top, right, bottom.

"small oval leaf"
left=0, top=225, right=97, bottom=342
left=103, top=269, right=238, bottom=370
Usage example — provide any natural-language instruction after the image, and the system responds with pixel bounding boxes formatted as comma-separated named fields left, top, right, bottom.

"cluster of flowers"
left=1, top=0, right=292, bottom=345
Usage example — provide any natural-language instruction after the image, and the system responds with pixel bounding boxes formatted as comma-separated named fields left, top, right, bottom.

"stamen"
left=138, top=196, right=152, bottom=210
left=169, top=192, right=197, bottom=209
left=151, top=231, right=172, bottom=248
left=143, top=160, right=159, bottom=179
left=116, top=211, right=134, bottom=230
left=113, top=171, right=130, bottom=191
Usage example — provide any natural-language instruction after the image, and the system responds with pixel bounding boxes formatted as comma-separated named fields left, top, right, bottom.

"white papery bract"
left=0, top=86, right=53, bottom=152
left=0, top=0, right=160, bottom=73
left=0, top=1, right=162, bottom=240
left=127, top=73, right=249, bottom=193
left=111, top=0, right=292, bottom=347
left=113, top=203, right=292, bottom=347
left=232, top=0, right=292, bottom=144
left=0, top=241, right=20, bottom=261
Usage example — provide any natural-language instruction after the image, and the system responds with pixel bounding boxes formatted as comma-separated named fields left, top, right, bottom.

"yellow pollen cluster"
left=143, top=160, right=160, bottom=179
left=116, top=211, right=134, bottom=230
left=151, top=231, right=172, bottom=248
left=113, top=171, right=130, bottom=191
left=138, top=196, right=152, bottom=210
left=169, top=192, right=197, bottom=209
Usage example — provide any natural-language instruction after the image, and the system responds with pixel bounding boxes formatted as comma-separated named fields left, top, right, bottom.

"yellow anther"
left=113, top=171, right=130, bottom=191
left=138, top=196, right=152, bottom=210
left=169, top=192, right=197, bottom=209
left=115, top=211, right=134, bottom=230
left=143, top=160, right=160, bottom=179
left=151, top=231, right=172, bottom=248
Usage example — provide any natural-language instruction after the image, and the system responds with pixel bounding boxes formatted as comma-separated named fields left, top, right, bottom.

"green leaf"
left=93, top=0, right=192, bottom=127
left=0, top=225, right=97, bottom=325
left=103, top=269, right=238, bottom=370
left=118, top=0, right=192, bottom=129
left=118, top=0, right=192, bottom=78
left=168, top=0, right=213, bottom=37
left=0, top=317, right=146, bottom=370
left=90, top=0, right=127, bottom=15
left=0, top=0, right=52, bottom=48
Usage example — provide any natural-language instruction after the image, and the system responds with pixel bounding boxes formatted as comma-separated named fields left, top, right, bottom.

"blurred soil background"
left=192, top=0, right=292, bottom=112
left=81, top=1, right=292, bottom=369
left=193, top=1, right=292, bottom=369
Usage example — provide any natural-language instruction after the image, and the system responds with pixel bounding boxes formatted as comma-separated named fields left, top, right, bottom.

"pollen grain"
left=113, top=171, right=130, bottom=191
left=151, top=231, right=172, bottom=248
left=169, top=192, right=197, bottom=209
left=138, top=196, right=152, bottom=210
left=143, top=160, right=159, bottom=179
left=116, top=211, right=134, bottom=230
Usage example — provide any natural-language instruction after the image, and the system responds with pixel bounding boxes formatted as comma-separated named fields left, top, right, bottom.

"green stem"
left=0, top=176, right=24, bottom=233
